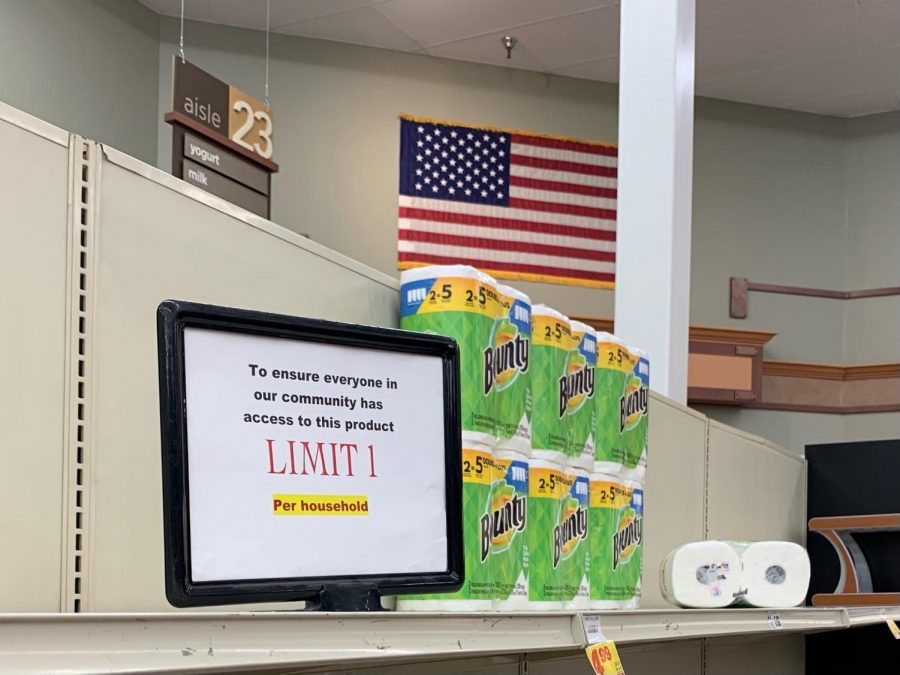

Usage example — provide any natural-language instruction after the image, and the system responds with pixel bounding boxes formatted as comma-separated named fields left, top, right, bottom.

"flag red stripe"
left=399, top=252, right=615, bottom=283
left=398, top=206, right=616, bottom=242
left=510, top=154, right=617, bottom=177
left=399, top=229, right=616, bottom=263
left=509, top=175, right=617, bottom=199
left=507, top=197, right=616, bottom=221
left=511, top=133, right=618, bottom=158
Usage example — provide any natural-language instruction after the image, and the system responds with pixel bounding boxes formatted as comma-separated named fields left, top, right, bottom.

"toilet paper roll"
left=566, top=322, right=598, bottom=472
left=397, top=442, right=494, bottom=612
left=401, top=265, right=499, bottom=447
left=589, top=473, right=643, bottom=609
left=527, top=457, right=566, bottom=610
left=491, top=449, right=530, bottom=611
left=561, top=466, right=591, bottom=610
left=493, top=285, right=532, bottom=457
left=659, top=541, right=742, bottom=609
left=731, top=541, right=811, bottom=608
left=531, top=305, right=572, bottom=466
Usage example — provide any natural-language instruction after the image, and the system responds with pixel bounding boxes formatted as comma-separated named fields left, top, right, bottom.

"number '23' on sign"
left=229, top=93, right=273, bottom=160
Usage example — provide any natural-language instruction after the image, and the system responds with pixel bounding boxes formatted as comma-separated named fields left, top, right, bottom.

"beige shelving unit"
left=3, top=607, right=898, bottom=674
left=0, top=102, right=860, bottom=675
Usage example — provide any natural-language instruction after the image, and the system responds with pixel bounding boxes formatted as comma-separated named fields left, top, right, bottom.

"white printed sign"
left=183, top=327, right=448, bottom=582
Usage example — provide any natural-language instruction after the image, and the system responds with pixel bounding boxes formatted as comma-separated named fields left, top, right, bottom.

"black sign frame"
left=157, top=299, right=463, bottom=610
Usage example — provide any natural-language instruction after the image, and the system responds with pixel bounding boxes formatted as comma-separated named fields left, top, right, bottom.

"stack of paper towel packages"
left=397, top=265, right=649, bottom=612
left=660, top=540, right=810, bottom=608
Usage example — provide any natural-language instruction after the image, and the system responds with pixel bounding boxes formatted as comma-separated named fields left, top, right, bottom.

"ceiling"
left=139, top=0, right=900, bottom=118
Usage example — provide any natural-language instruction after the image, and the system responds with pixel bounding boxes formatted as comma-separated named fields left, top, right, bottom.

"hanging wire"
left=264, top=0, right=271, bottom=110
left=179, top=0, right=186, bottom=62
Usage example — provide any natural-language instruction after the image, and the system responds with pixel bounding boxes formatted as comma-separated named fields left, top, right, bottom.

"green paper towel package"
left=531, top=305, right=572, bottom=465
left=400, top=265, right=500, bottom=445
left=398, top=444, right=495, bottom=610
left=595, top=334, right=649, bottom=478
left=565, top=321, right=597, bottom=470
left=560, top=466, right=590, bottom=609
left=589, top=473, right=643, bottom=609
left=493, top=284, right=532, bottom=455
left=622, top=347, right=649, bottom=480
left=491, top=449, right=530, bottom=610
left=527, top=457, right=565, bottom=609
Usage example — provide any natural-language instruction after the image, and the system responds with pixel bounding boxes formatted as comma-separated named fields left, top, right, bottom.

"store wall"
left=0, top=0, right=160, bottom=165
left=155, top=18, right=853, bottom=355
left=690, top=101, right=848, bottom=362
left=843, top=112, right=900, bottom=363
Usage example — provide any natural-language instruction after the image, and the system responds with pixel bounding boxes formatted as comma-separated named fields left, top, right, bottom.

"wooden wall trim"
left=748, top=401, right=900, bottom=414
left=763, top=360, right=900, bottom=381
left=570, top=317, right=777, bottom=347
left=688, top=325, right=777, bottom=347
left=729, top=276, right=900, bottom=319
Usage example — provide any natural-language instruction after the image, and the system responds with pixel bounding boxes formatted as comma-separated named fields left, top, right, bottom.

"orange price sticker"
left=585, top=640, right=625, bottom=675
left=886, top=618, right=900, bottom=640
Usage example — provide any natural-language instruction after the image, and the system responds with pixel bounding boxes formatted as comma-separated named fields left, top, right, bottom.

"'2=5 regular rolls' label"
left=401, top=274, right=501, bottom=439
left=531, top=314, right=572, bottom=454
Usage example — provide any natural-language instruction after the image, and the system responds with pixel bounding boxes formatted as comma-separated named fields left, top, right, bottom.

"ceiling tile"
left=550, top=56, right=619, bottom=82
left=139, top=0, right=377, bottom=30
left=487, top=6, right=619, bottom=70
left=269, top=1, right=375, bottom=29
left=696, top=0, right=857, bottom=39
left=427, top=29, right=548, bottom=71
left=137, top=0, right=900, bottom=117
left=278, top=6, right=422, bottom=51
left=859, top=0, right=900, bottom=48
left=375, top=0, right=609, bottom=48
left=697, top=48, right=890, bottom=109
left=697, top=4, right=870, bottom=81
left=799, top=89, right=900, bottom=117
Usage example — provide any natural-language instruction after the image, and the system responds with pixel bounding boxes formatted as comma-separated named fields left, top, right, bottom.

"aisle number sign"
left=583, top=615, right=626, bottom=675
left=173, top=58, right=274, bottom=160
left=168, top=58, right=277, bottom=218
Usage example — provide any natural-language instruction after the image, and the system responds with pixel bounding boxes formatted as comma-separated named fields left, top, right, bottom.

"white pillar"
left=614, top=0, right=695, bottom=403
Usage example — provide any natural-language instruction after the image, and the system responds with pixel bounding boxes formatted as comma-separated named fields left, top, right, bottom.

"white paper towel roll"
left=492, top=449, right=530, bottom=612
left=562, top=466, right=591, bottom=610
left=401, top=265, right=498, bottom=448
left=731, top=541, right=810, bottom=608
left=659, top=541, right=742, bottom=608
left=526, top=457, right=565, bottom=610
left=494, top=284, right=532, bottom=457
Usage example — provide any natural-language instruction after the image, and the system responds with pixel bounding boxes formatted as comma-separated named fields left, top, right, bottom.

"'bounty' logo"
left=483, top=319, right=529, bottom=395
left=611, top=507, right=643, bottom=570
left=552, top=497, right=588, bottom=567
left=480, top=483, right=526, bottom=561
left=618, top=375, right=648, bottom=432
left=558, top=350, right=595, bottom=418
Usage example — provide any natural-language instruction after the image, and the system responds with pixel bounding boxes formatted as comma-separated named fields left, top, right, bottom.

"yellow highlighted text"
left=272, top=494, right=369, bottom=516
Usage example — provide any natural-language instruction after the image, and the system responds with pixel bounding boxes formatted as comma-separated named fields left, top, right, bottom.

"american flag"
left=397, top=115, right=617, bottom=288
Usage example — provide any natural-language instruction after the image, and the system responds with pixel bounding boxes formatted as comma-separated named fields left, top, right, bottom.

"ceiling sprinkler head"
left=502, top=35, right=518, bottom=59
